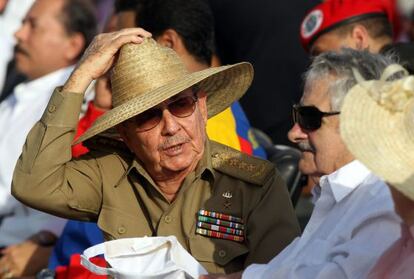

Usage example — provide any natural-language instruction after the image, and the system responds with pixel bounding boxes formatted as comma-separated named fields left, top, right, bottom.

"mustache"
left=15, top=45, right=30, bottom=57
left=297, top=141, right=315, bottom=152
left=158, top=135, right=191, bottom=150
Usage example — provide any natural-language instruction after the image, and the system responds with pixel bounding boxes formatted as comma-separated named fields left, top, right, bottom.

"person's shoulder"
left=82, top=134, right=133, bottom=163
left=210, top=140, right=275, bottom=186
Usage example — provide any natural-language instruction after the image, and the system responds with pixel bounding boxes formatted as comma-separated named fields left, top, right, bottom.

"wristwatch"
left=36, top=268, right=55, bottom=279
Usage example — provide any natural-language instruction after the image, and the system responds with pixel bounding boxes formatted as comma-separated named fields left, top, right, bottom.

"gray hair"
left=303, top=48, right=398, bottom=111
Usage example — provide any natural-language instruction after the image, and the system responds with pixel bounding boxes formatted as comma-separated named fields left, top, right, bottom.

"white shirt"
left=0, top=67, right=73, bottom=245
left=243, top=160, right=401, bottom=279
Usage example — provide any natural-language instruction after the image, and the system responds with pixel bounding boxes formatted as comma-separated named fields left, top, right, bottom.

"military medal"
left=196, top=209, right=245, bottom=242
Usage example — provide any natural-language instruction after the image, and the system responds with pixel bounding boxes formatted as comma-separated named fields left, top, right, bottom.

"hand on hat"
left=63, top=28, right=152, bottom=94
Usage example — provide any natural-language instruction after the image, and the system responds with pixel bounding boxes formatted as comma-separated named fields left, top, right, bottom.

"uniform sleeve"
left=244, top=170, right=300, bottom=266
left=12, top=88, right=103, bottom=221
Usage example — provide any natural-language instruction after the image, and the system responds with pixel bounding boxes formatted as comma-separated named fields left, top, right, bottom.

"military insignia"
left=301, top=9, right=323, bottom=39
left=196, top=209, right=245, bottom=242
left=222, top=191, right=233, bottom=208
left=222, top=191, right=233, bottom=199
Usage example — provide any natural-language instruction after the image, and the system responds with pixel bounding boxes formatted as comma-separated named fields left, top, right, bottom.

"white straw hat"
left=74, top=38, right=253, bottom=144
left=341, top=64, right=414, bottom=200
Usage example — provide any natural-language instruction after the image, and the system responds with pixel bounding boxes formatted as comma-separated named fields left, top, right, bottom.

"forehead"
left=168, top=87, right=194, bottom=101
left=25, top=0, right=64, bottom=23
left=310, top=31, right=350, bottom=57
left=144, top=87, right=194, bottom=111
left=302, top=76, right=334, bottom=109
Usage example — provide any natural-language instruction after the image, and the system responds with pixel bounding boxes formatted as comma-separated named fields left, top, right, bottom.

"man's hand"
left=63, top=28, right=152, bottom=94
left=0, top=240, right=53, bottom=278
left=199, top=272, right=243, bottom=279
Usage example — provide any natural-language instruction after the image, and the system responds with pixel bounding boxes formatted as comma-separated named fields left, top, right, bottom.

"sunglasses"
left=292, top=104, right=340, bottom=131
left=131, top=94, right=198, bottom=132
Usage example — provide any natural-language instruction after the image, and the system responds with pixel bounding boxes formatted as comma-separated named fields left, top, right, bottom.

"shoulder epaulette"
left=210, top=141, right=275, bottom=186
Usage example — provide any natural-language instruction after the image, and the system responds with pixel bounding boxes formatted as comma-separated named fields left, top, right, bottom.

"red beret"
left=300, top=0, right=398, bottom=52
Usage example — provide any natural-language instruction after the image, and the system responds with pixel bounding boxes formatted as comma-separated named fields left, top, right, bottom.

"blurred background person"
left=0, top=0, right=34, bottom=101
left=208, top=0, right=316, bottom=146
left=0, top=0, right=97, bottom=277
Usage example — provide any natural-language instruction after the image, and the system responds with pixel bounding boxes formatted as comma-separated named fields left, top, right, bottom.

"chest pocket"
left=188, top=233, right=248, bottom=273
left=97, top=205, right=152, bottom=240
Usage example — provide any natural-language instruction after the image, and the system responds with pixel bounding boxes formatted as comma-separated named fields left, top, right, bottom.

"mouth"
left=15, top=46, right=29, bottom=57
left=162, top=142, right=186, bottom=156
left=297, top=142, right=315, bottom=153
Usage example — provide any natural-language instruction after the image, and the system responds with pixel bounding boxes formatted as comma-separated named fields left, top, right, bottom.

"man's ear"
left=197, top=89, right=208, bottom=123
left=65, top=32, right=85, bottom=62
left=116, top=122, right=132, bottom=149
left=156, top=29, right=185, bottom=52
left=350, top=25, right=370, bottom=50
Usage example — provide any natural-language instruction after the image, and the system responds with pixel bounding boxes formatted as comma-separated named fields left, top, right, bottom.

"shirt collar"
left=13, top=66, right=74, bottom=102
left=128, top=139, right=215, bottom=188
left=315, top=160, right=372, bottom=203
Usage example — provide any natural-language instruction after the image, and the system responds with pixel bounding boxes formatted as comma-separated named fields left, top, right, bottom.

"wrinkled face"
left=14, top=0, right=72, bottom=79
left=291, top=76, right=354, bottom=176
left=287, top=123, right=319, bottom=176
left=118, top=89, right=208, bottom=178
left=310, top=31, right=354, bottom=57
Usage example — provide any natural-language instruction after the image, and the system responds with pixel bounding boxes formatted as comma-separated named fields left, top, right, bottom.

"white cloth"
left=0, top=0, right=34, bottom=90
left=243, top=160, right=401, bottom=279
left=0, top=67, right=73, bottom=245
left=81, top=236, right=208, bottom=279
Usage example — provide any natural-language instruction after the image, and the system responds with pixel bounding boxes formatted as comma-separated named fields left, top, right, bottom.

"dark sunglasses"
left=292, top=104, right=340, bottom=131
left=132, top=94, right=198, bottom=132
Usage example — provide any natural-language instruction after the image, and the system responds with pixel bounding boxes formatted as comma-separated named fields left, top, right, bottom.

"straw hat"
left=341, top=64, right=414, bottom=200
left=74, top=38, right=253, bottom=144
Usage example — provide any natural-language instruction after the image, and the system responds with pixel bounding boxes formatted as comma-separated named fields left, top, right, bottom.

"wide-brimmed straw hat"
left=341, top=64, right=414, bottom=200
left=74, top=38, right=253, bottom=144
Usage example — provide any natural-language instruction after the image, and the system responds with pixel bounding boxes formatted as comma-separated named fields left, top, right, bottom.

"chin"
left=162, top=156, right=195, bottom=172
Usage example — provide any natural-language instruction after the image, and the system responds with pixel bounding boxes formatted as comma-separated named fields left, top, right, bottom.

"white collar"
left=13, top=66, right=74, bottom=102
left=314, top=160, right=372, bottom=203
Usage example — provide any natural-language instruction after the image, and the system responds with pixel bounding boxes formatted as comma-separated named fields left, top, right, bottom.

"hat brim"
left=341, top=83, right=414, bottom=200
left=74, top=62, right=253, bottom=145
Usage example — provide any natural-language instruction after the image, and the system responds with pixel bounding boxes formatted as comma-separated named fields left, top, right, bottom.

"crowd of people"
left=0, top=0, right=414, bottom=278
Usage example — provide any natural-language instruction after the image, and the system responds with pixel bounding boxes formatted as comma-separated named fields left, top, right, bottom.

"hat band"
left=308, top=13, right=388, bottom=51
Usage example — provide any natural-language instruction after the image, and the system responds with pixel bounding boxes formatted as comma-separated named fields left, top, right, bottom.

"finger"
left=109, top=33, right=147, bottom=51
left=115, top=27, right=152, bottom=38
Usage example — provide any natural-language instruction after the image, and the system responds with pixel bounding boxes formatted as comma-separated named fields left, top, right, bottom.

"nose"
left=288, top=123, right=308, bottom=144
left=160, top=109, right=180, bottom=136
left=14, top=21, right=28, bottom=42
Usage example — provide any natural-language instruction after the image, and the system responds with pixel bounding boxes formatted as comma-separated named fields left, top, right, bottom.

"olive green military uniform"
left=12, top=88, right=300, bottom=274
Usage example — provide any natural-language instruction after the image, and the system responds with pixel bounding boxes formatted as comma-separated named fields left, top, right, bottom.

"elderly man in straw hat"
left=341, top=63, right=414, bottom=278
left=11, top=28, right=300, bottom=273
left=203, top=49, right=403, bottom=279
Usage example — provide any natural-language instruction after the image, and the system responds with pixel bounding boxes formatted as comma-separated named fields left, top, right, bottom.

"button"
left=118, top=226, right=126, bottom=234
left=164, top=215, right=172, bottom=223
left=218, top=250, right=226, bottom=258
left=48, top=104, right=56, bottom=113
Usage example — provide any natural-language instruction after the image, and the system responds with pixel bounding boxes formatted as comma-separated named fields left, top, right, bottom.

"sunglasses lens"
left=133, top=95, right=197, bottom=132
left=134, top=108, right=162, bottom=131
left=168, top=95, right=197, bottom=118
left=294, top=106, right=322, bottom=131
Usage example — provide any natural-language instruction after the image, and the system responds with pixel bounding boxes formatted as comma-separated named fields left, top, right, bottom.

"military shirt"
left=12, top=88, right=300, bottom=273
